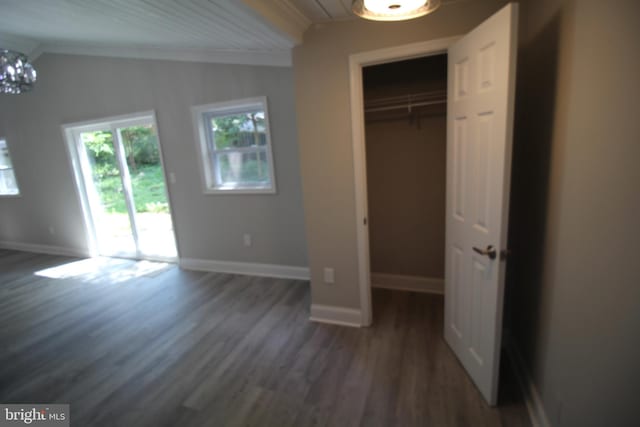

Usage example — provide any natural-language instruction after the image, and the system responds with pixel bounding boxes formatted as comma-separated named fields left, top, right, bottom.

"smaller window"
left=192, top=97, right=276, bottom=194
left=0, top=138, right=20, bottom=196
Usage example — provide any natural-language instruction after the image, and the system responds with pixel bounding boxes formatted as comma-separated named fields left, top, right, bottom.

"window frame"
left=0, top=137, right=21, bottom=197
left=191, top=96, right=277, bottom=195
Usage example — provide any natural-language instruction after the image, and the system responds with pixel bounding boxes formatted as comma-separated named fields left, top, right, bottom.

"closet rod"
left=364, top=90, right=446, bottom=113
left=365, top=90, right=446, bottom=105
left=365, top=99, right=446, bottom=113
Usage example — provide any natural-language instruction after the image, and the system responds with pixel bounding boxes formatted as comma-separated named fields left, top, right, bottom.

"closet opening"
left=363, top=54, right=447, bottom=307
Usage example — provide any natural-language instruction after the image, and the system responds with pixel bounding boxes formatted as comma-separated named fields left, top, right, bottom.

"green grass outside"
left=95, top=164, right=169, bottom=214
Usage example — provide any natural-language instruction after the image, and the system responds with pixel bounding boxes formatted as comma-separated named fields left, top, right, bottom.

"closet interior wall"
left=364, top=55, right=447, bottom=285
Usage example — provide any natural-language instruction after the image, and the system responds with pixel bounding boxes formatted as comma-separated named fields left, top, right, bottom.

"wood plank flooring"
left=0, top=250, right=530, bottom=427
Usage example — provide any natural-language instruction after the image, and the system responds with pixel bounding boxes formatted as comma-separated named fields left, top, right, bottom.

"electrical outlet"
left=169, top=172, right=176, bottom=184
left=243, top=233, right=252, bottom=247
left=48, top=226, right=55, bottom=235
left=323, top=267, right=335, bottom=284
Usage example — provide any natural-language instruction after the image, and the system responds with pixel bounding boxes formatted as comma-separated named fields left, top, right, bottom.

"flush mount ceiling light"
left=0, top=49, right=37, bottom=95
left=352, top=0, right=441, bottom=21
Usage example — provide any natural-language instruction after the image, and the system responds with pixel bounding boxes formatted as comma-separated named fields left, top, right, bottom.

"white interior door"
left=444, top=3, right=518, bottom=405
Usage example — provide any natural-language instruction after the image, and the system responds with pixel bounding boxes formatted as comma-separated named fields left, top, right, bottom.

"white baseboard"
left=371, top=272, right=444, bottom=295
left=179, top=257, right=310, bottom=281
left=309, top=304, right=363, bottom=327
left=505, top=337, right=551, bottom=427
left=0, top=240, right=89, bottom=258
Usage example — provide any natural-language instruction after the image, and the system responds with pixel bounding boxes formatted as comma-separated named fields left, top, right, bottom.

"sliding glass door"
left=67, top=113, right=177, bottom=261
left=78, top=127, right=137, bottom=257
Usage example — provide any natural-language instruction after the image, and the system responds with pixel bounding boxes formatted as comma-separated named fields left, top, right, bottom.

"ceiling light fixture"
left=0, top=49, right=37, bottom=95
left=352, top=0, right=441, bottom=21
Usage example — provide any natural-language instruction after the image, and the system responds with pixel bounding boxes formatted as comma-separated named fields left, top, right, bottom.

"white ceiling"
left=0, top=0, right=308, bottom=66
left=0, top=0, right=464, bottom=66
left=290, top=0, right=354, bottom=22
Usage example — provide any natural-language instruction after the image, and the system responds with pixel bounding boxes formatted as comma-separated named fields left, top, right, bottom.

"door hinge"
left=363, top=217, right=367, bottom=226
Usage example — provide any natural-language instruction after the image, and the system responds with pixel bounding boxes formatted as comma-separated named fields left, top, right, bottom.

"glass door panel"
left=69, top=114, right=178, bottom=261
left=79, top=130, right=137, bottom=257
left=117, top=124, right=177, bottom=259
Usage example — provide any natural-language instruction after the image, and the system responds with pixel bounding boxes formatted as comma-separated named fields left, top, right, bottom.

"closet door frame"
left=348, top=36, right=460, bottom=326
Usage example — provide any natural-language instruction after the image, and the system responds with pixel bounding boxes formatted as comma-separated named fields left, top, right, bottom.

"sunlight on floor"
left=34, top=257, right=171, bottom=283
left=97, top=212, right=178, bottom=259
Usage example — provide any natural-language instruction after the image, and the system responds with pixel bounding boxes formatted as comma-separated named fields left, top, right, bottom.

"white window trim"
left=191, top=96, right=277, bottom=195
left=0, top=137, right=21, bottom=197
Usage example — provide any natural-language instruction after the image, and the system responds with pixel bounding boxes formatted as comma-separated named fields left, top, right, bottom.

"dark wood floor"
left=0, top=250, right=530, bottom=427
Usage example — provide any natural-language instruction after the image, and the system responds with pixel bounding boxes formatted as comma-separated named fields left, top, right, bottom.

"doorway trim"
left=62, top=110, right=179, bottom=262
left=349, top=36, right=460, bottom=326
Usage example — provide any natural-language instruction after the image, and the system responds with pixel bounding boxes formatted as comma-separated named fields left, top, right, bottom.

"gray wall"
left=507, top=0, right=640, bottom=425
left=0, top=54, right=307, bottom=267
left=366, top=117, right=446, bottom=278
left=293, top=0, right=510, bottom=309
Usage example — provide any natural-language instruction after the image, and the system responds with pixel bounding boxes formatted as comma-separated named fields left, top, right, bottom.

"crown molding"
left=0, top=32, right=41, bottom=60
left=38, top=43, right=292, bottom=67
left=241, top=0, right=311, bottom=45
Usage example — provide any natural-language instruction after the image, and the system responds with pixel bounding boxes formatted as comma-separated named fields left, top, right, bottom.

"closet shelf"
left=364, top=90, right=446, bottom=113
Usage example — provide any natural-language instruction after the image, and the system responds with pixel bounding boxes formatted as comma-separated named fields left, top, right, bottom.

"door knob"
left=472, top=245, right=497, bottom=260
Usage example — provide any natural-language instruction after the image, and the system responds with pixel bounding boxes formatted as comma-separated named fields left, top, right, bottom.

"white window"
left=192, top=97, right=276, bottom=194
left=0, top=138, right=20, bottom=196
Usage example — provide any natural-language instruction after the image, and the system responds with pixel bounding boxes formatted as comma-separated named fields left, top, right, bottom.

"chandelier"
left=352, top=0, right=441, bottom=21
left=0, top=49, right=37, bottom=94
